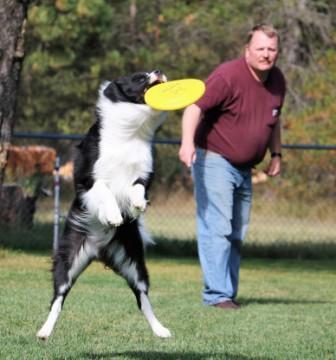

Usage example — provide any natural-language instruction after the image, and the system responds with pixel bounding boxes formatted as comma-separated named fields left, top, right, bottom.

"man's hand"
left=264, top=156, right=281, bottom=177
left=179, top=104, right=202, bottom=168
left=179, top=143, right=196, bottom=168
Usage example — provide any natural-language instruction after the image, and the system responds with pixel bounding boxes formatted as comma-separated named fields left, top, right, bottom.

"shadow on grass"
left=0, top=222, right=54, bottom=255
left=149, top=238, right=336, bottom=260
left=1, top=222, right=336, bottom=260
left=239, top=297, right=336, bottom=306
left=81, top=351, right=271, bottom=360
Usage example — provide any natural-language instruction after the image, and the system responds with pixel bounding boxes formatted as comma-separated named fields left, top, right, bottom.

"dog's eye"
left=133, top=75, right=147, bottom=83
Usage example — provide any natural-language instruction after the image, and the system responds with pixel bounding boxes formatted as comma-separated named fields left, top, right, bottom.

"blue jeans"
left=192, top=148, right=252, bottom=305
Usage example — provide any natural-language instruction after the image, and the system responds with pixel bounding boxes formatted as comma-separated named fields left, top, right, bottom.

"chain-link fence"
left=147, top=142, right=336, bottom=258
left=1, top=133, right=335, bottom=258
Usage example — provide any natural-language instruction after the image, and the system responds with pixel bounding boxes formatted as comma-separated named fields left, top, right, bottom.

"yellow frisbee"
left=145, top=78, right=205, bottom=111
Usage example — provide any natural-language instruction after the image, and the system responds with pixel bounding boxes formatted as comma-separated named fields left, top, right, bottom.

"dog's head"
left=103, top=70, right=167, bottom=104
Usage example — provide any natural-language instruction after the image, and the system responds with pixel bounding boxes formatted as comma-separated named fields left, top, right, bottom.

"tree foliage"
left=16, top=0, right=336, bottom=146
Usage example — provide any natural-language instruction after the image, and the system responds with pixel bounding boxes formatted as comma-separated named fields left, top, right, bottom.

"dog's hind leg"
left=136, top=287, right=172, bottom=338
left=102, top=223, right=171, bottom=338
left=37, top=228, right=96, bottom=340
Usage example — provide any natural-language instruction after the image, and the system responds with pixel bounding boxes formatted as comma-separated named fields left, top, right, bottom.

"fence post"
left=53, top=156, right=61, bottom=251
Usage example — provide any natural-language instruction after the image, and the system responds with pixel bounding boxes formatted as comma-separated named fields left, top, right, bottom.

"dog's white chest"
left=95, top=140, right=152, bottom=190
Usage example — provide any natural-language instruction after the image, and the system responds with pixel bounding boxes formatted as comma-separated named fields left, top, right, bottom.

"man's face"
left=245, top=30, right=279, bottom=72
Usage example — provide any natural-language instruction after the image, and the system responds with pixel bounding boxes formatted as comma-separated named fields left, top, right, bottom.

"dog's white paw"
left=132, top=198, right=147, bottom=213
left=98, top=206, right=123, bottom=227
left=129, top=184, right=147, bottom=212
left=36, top=327, right=51, bottom=341
left=152, top=324, right=172, bottom=338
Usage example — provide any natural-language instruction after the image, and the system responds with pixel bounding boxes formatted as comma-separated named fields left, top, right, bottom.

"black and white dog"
left=37, top=70, right=171, bottom=340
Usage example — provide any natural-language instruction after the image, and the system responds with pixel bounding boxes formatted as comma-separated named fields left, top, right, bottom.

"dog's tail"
left=138, top=215, right=155, bottom=246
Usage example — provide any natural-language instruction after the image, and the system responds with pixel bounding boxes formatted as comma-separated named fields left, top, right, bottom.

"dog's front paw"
left=98, top=206, right=123, bottom=227
left=132, top=198, right=148, bottom=213
left=129, top=184, right=147, bottom=213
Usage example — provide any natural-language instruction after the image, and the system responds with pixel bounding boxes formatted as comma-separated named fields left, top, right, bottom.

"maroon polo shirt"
left=195, top=57, right=286, bottom=168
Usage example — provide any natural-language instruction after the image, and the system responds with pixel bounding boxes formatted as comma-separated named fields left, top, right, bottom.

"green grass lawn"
left=0, top=249, right=335, bottom=360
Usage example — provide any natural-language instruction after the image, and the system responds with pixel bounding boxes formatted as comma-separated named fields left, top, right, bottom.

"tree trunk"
left=0, top=0, right=29, bottom=192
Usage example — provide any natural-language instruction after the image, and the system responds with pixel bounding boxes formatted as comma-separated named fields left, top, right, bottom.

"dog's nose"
left=150, top=69, right=167, bottom=83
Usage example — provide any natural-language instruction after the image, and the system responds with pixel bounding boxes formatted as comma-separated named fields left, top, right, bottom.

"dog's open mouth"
left=145, top=78, right=167, bottom=93
left=145, top=71, right=168, bottom=93
left=151, top=79, right=165, bottom=87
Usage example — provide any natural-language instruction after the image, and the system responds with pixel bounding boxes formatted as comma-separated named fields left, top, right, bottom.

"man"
left=179, top=24, right=286, bottom=309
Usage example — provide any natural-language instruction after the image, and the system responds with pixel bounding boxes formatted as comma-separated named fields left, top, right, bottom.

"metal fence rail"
left=12, top=131, right=336, bottom=150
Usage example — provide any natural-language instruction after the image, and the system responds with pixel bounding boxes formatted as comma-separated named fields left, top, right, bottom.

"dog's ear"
left=103, top=81, right=125, bottom=102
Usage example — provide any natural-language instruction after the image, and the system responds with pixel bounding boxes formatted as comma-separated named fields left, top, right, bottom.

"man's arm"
left=179, top=104, right=202, bottom=168
left=265, top=119, right=282, bottom=176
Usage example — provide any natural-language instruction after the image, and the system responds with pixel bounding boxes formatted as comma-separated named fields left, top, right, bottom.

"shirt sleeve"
left=280, top=73, right=286, bottom=109
left=276, top=67, right=287, bottom=111
left=195, top=69, right=231, bottom=112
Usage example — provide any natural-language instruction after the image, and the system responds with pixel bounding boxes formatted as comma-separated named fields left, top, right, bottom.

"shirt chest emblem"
left=272, top=108, right=280, bottom=117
